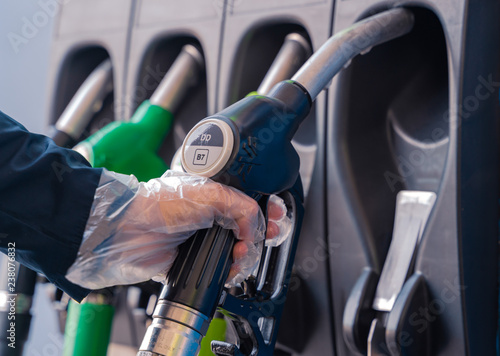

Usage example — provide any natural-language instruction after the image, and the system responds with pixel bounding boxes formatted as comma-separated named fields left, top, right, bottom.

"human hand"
left=66, top=170, right=284, bottom=290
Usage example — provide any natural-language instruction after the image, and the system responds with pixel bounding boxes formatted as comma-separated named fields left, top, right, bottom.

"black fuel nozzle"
left=180, top=79, right=311, bottom=196
left=138, top=8, right=414, bottom=356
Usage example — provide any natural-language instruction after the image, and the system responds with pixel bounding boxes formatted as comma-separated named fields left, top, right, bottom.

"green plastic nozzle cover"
left=79, top=100, right=173, bottom=182
left=63, top=301, right=114, bottom=356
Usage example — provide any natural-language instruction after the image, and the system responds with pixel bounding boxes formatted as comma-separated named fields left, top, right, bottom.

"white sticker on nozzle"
left=181, top=119, right=235, bottom=177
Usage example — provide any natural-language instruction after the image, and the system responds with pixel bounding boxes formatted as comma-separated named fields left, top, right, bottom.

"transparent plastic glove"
left=65, top=169, right=266, bottom=290
left=265, top=195, right=293, bottom=248
left=226, top=194, right=292, bottom=286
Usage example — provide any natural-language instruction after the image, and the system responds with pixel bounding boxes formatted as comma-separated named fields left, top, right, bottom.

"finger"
left=267, top=200, right=285, bottom=220
left=233, top=241, right=248, bottom=260
left=184, top=182, right=259, bottom=221
left=223, top=189, right=260, bottom=221
left=235, top=215, right=260, bottom=241
left=265, top=221, right=279, bottom=240
left=157, top=180, right=262, bottom=235
left=227, top=264, right=241, bottom=282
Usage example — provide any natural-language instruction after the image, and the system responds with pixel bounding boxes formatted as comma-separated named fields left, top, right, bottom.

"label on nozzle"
left=181, top=119, right=235, bottom=177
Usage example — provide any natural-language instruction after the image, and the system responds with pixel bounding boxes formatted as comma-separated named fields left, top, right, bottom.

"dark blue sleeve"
left=0, top=111, right=102, bottom=302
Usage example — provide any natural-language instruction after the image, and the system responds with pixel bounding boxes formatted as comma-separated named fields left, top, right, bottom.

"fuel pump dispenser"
left=73, top=44, right=204, bottom=182
left=62, top=45, right=204, bottom=356
left=137, top=8, right=414, bottom=356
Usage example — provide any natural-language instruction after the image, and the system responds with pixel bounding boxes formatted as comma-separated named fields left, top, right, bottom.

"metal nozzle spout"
left=55, top=59, right=113, bottom=140
left=256, top=32, right=311, bottom=95
left=138, top=300, right=210, bottom=356
left=291, top=8, right=415, bottom=100
left=149, top=44, right=205, bottom=112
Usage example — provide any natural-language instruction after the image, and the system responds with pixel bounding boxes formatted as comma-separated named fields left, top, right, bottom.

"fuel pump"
left=137, top=8, right=415, bottom=356
left=74, top=44, right=203, bottom=182
left=63, top=45, right=204, bottom=356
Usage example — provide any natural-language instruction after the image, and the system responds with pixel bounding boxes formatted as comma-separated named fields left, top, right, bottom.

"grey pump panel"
left=43, top=1, right=500, bottom=355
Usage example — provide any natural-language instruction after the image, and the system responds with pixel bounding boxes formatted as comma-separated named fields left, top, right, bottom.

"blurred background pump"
left=0, top=0, right=498, bottom=355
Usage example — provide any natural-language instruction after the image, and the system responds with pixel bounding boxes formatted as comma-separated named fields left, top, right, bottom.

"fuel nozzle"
left=52, top=59, right=113, bottom=147
left=292, top=7, right=414, bottom=100
left=149, top=44, right=204, bottom=112
left=73, top=44, right=204, bottom=181
left=252, top=32, right=311, bottom=96
left=180, top=8, right=414, bottom=193
left=169, top=33, right=311, bottom=172
left=138, top=8, right=414, bottom=356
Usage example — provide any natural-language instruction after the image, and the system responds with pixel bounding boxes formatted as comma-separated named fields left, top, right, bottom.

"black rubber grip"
left=159, top=226, right=234, bottom=317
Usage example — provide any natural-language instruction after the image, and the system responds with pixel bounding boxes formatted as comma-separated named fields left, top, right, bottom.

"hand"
left=66, top=169, right=268, bottom=290
left=227, top=194, right=291, bottom=285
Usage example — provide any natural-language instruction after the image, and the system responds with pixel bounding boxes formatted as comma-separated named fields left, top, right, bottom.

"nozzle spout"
left=291, top=8, right=414, bottom=100
left=55, top=59, right=113, bottom=140
left=257, top=32, right=311, bottom=95
left=149, top=44, right=204, bottom=112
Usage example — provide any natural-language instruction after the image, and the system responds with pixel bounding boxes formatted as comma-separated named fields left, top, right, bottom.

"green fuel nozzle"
left=74, top=44, right=204, bottom=181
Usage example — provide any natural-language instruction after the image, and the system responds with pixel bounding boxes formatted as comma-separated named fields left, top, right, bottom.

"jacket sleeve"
left=0, top=111, right=102, bottom=302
